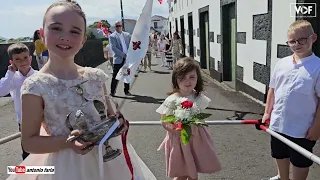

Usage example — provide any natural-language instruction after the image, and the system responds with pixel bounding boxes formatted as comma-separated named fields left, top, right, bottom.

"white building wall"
left=237, top=0, right=268, bottom=93
left=270, top=0, right=296, bottom=72
left=169, top=0, right=301, bottom=101
left=151, top=16, right=169, bottom=34
left=170, top=0, right=221, bottom=66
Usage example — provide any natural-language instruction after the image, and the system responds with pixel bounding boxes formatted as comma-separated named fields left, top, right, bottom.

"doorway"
left=169, top=22, right=172, bottom=39
left=180, top=16, right=186, bottom=56
left=175, top=18, right=178, bottom=32
left=199, top=6, right=210, bottom=69
left=296, top=1, right=320, bottom=56
left=222, top=3, right=236, bottom=89
left=188, top=12, right=194, bottom=57
left=306, top=1, right=320, bottom=56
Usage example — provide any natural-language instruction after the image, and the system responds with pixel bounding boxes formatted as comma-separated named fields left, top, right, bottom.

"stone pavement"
left=0, top=57, right=319, bottom=180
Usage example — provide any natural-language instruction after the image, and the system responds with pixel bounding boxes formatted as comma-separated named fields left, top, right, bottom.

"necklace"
left=70, top=80, right=88, bottom=96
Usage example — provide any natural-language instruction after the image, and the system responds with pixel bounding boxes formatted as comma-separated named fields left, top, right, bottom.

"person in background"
left=109, top=21, right=132, bottom=96
left=158, top=34, right=167, bottom=67
left=165, top=39, right=173, bottom=70
left=171, top=32, right=182, bottom=65
left=103, top=40, right=114, bottom=72
left=152, top=33, right=158, bottom=58
left=143, top=36, right=152, bottom=71
left=0, top=43, right=37, bottom=160
left=33, top=30, right=49, bottom=69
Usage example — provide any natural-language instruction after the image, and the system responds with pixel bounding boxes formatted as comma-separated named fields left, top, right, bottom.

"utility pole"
left=120, top=0, right=125, bottom=31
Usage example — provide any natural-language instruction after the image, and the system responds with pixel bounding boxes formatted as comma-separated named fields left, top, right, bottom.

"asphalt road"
left=0, top=57, right=319, bottom=180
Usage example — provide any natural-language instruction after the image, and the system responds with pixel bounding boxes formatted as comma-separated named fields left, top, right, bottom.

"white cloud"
left=0, top=0, right=168, bottom=38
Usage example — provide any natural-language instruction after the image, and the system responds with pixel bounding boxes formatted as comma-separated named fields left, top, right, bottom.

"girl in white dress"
left=6, top=1, right=156, bottom=180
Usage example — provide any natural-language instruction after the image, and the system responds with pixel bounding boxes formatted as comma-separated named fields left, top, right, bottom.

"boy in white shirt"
left=262, top=20, right=320, bottom=180
left=0, top=43, right=37, bottom=160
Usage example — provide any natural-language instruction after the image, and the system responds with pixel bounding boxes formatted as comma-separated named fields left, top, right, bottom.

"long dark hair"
left=33, top=30, right=40, bottom=42
left=173, top=32, right=180, bottom=39
left=168, top=57, right=204, bottom=97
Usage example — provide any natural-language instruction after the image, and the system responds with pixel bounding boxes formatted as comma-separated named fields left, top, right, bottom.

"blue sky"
left=0, top=0, right=169, bottom=39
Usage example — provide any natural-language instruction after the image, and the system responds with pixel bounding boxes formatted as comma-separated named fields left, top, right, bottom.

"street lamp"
left=120, top=0, right=125, bottom=31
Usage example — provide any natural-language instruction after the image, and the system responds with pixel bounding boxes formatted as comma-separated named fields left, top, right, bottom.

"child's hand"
left=67, top=130, right=93, bottom=155
left=8, top=60, right=17, bottom=72
left=306, top=124, right=320, bottom=141
left=261, top=113, right=270, bottom=123
left=162, top=122, right=181, bottom=134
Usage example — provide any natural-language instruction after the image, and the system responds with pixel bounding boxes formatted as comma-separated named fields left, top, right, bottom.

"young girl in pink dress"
left=156, top=57, right=221, bottom=180
left=6, top=1, right=156, bottom=180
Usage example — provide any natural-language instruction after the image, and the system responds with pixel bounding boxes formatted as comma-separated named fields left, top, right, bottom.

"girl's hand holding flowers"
left=160, top=98, right=212, bottom=145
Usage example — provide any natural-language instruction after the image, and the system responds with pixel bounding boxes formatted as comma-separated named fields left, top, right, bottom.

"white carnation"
left=190, top=102, right=201, bottom=115
left=174, top=108, right=192, bottom=121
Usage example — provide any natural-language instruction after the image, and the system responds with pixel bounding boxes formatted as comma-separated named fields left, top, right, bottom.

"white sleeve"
left=197, top=94, right=211, bottom=109
left=156, top=95, right=176, bottom=115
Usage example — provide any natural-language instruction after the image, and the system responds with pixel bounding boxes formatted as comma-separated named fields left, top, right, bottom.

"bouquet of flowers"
left=160, top=97, right=212, bottom=145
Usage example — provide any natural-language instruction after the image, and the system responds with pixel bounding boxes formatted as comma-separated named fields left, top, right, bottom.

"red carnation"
left=174, top=122, right=183, bottom=131
left=181, top=100, right=193, bottom=109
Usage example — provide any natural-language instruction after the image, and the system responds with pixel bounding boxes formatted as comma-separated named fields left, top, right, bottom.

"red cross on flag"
left=116, top=0, right=154, bottom=83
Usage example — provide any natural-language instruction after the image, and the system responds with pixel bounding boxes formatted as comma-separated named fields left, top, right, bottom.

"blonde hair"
left=288, top=20, right=314, bottom=34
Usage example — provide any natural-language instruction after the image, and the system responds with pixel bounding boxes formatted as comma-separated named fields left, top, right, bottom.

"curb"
left=200, top=70, right=235, bottom=92
left=200, top=69, right=266, bottom=106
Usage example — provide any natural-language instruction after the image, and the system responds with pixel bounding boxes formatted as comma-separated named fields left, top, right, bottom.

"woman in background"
left=171, top=32, right=182, bottom=65
left=33, top=30, right=49, bottom=69
left=152, top=33, right=159, bottom=58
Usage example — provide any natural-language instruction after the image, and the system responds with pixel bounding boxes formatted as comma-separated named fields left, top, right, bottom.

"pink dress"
left=156, top=93, right=221, bottom=179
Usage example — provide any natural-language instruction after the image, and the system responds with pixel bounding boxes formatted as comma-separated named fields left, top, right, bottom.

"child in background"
left=0, top=43, right=37, bottom=160
left=165, top=39, right=173, bottom=70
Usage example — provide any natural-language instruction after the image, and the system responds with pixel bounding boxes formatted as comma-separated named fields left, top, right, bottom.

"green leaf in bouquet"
left=192, top=113, right=212, bottom=121
left=161, top=115, right=176, bottom=123
left=180, top=125, right=191, bottom=145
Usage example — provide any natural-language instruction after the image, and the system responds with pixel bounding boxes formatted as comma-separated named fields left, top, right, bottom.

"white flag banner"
left=115, top=0, right=154, bottom=84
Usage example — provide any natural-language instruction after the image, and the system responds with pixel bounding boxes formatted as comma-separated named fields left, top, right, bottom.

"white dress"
left=6, top=67, right=156, bottom=180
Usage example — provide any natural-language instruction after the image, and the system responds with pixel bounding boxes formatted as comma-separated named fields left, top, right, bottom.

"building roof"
left=151, top=15, right=168, bottom=20
left=124, top=19, right=137, bottom=23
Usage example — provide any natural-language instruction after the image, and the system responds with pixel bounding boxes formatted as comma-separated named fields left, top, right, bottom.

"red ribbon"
left=121, top=120, right=134, bottom=180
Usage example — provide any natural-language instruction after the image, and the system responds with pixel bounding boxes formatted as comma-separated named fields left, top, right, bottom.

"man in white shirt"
left=109, top=21, right=132, bottom=96
left=0, top=43, right=38, bottom=160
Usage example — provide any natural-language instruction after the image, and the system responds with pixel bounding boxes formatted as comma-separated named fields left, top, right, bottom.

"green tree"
left=86, top=31, right=96, bottom=40
left=88, top=20, right=111, bottom=28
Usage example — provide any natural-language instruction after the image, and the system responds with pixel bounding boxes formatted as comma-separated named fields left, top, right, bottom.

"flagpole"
left=120, top=0, right=125, bottom=31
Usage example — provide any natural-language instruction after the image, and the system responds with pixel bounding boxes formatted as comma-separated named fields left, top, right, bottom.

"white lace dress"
left=6, top=67, right=156, bottom=180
